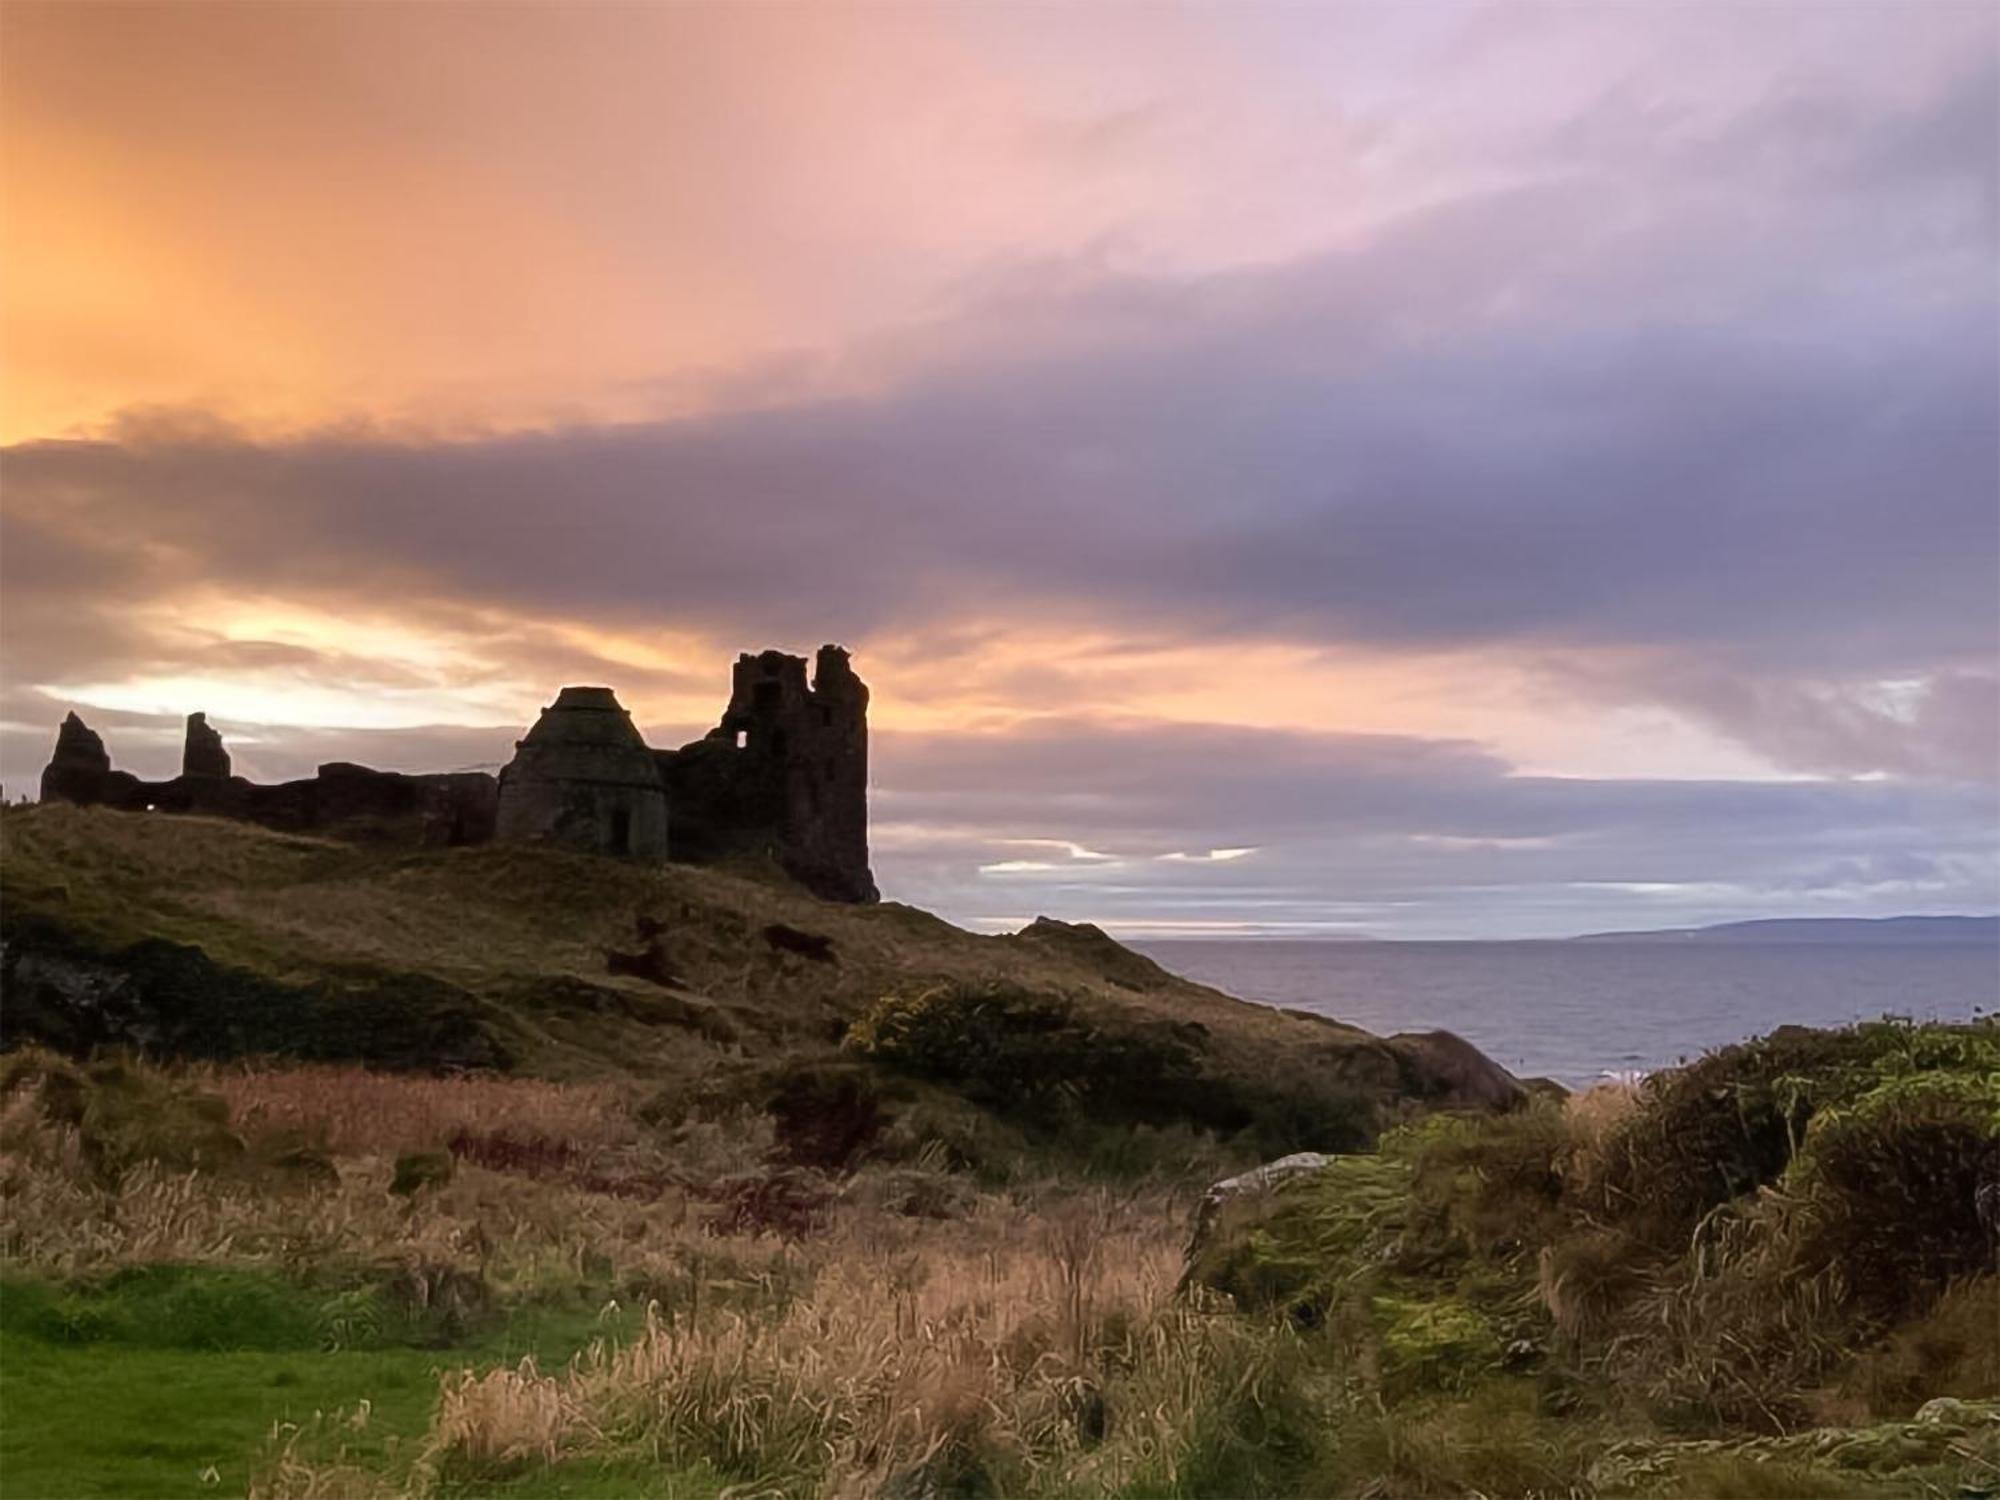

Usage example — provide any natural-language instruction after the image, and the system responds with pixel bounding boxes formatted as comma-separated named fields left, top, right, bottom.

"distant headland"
left=1571, top=915, right=2000, bottom=945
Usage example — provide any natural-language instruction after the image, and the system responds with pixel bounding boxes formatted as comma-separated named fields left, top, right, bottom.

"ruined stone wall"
left=656, top=645, right=878, bottom=903
left=37, top=712, right=497, bottom=846
left=36, top=643, right=877, bottom=901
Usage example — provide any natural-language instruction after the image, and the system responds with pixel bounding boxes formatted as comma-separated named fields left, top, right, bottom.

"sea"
left=1133, top=939, right=1999, bottom=1089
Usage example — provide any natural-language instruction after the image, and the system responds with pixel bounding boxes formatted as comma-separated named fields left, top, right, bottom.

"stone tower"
left=183, top=712, right=231, bottom=779
left=40, top=712, right=115, bottom=804
left=495, top=686, right=668, bottom=859
left=657, top=645, right=877, bottom=902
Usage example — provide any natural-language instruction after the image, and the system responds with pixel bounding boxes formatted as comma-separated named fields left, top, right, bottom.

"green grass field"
left=0, top=1271, right=655, bottom=1499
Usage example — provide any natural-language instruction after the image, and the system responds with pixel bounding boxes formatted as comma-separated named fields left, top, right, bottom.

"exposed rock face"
left=181, top=712, right=231, bottom=779
left=0, top=916, right=512, bottom=1071
left=496, top=686, right=669, bottom=859
left=657, top=645, right=877, bottom=903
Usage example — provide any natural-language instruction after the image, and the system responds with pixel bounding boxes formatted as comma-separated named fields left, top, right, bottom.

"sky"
left=2, top=1, right=1995, bottom=938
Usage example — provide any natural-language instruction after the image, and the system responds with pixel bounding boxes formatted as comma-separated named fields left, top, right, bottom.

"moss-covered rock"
left=1589, top=1397, right=2000, bottom=1494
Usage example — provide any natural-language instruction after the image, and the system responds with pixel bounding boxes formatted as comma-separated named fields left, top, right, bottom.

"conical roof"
left=504, top=686, right=662, bottom=789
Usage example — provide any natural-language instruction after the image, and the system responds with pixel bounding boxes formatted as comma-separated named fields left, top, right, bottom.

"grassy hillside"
left=20, top=808, right=1992, bottom=1496
left=1, top=1018, right=1989, bottom=1498
left=0, top=804, right=1519, bottom=1159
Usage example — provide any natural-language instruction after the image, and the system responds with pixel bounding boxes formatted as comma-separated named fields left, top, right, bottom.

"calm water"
left=1134, top=940, right=1999, bottom=1087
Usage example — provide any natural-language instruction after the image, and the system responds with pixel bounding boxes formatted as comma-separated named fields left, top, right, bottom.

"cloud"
left=6, top=47, right=1990, bottom=703
left=1, top=11, right=1991, bottom=931
left=870, top=718, right=1998, bottom=937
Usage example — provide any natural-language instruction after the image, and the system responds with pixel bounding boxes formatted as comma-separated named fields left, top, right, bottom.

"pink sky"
left=3, top=2, right=1994, bottom=935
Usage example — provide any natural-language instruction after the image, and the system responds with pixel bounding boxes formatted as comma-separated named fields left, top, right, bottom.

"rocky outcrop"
left=1013, top=917, right=1178, bottom=991
left=1588, top=1398, right=2000, bottom=1493
left=1384, top=1030, right=1529, bottom=1112
left=0, top=913, right=512, bottom=1071
left=181, top=712, right=230, bottom=779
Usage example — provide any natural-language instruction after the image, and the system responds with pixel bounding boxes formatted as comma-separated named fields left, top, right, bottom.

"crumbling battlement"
left=657, top=645, right=877, bottom=904
left=38, top=711, right=497, bottom=847
left=34, top=645, right=878, bottom=904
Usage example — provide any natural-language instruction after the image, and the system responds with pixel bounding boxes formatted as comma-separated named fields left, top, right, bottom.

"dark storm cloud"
left=6, top=49, right=1990, bottom=695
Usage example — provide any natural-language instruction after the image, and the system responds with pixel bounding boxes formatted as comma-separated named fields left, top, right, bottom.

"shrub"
left=1831, top=1276, right=2000, bottom=1417
left=1, top=1048, right=244, bottom=1182
left=1402, top=1105, right=1569, bottom=1261
left=1587, top=1020, right=2000, bottom=1251
left=390, top=1149, right=453, bottom=1196
left=846, top=982, right=1204, bottom=1122
left=764, top=1060, right=887, bottom=1171
left=1538, top=1227, right=1651, bottom=1347
left=846, top=980, right=1375, bottom=1154
left=1785, top=1076, right=2000, bottom=1317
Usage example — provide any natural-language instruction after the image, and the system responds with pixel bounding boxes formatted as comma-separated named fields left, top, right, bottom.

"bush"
left=1587, top=1026, right=1874, bottom=1246
left=1402, top=1105, right=1569, bottom=1261
left=1786, top=1076, right=2000, bottom=1318
left=846, top=982, right=1204, bottom=1120
left=846, top=981, right=1375, bottom=1154
left=763, top=1060, right=887, bottom=1171
left=1832, top=1276, right=2000, bottom=1416
left=1, top=1048, right=244, bottom=1182
left=390, top=1149, right=454, bottom=1196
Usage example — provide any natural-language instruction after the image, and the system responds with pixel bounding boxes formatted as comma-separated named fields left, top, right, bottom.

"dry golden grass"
left=0, top=1059, right=767, bottom=1291
left=1, top=1052, right=1243, bottom=1498
left=400, top=1197, right=1249, bottom=1499
left=194, top=1063, right=635, bottom=1158
left=1564, top=1078, right=1642, bottom=1156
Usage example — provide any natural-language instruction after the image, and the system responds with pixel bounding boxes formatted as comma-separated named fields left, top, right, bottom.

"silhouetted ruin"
left=657, top=646, right=877, bottom=903
left=182, top=712, right=230, bottom=779
left=496, top=686, right=669, bottom=859
left=34, top=645, right=877, bottom=903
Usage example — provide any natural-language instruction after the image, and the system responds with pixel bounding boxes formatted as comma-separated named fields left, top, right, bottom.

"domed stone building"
left=495, top=686, right=668, bottom=859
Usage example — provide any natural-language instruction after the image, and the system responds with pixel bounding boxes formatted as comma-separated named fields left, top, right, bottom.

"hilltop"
left=0, top=804, right=1519, bottom=1157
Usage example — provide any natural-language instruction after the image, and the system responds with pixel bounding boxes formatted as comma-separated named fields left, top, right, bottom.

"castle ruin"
left=496, top=686, right=670, bottom=859
left=34, top=645, right=877, bottom=903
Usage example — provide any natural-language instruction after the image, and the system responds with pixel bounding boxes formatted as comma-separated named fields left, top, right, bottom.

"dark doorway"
left=609, top=806, right=632, bottom=855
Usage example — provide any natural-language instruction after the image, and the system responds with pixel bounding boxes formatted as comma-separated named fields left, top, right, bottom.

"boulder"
left=1386, top=1029, right=1528, bottom=1111
left=1188, top=1151, right=1333, bottom=1256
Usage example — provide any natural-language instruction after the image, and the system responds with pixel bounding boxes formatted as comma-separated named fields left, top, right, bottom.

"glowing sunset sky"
left=3, top=2, right=1994, bottom=935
